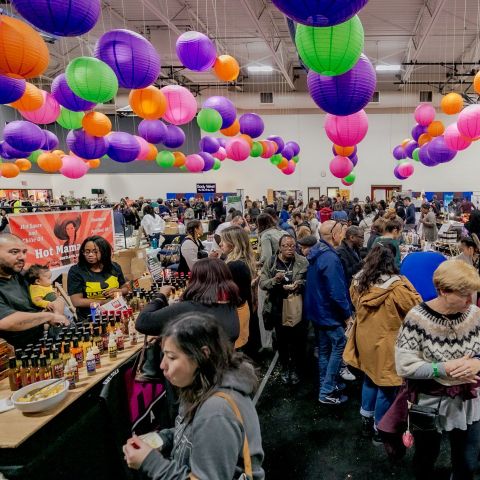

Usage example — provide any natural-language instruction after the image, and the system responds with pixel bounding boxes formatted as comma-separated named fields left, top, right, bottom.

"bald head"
left=0, top=234, right=27, bottom=277
left=0, top=233, right=23, bottom=246
left=320, top=220, right=344, bottom=247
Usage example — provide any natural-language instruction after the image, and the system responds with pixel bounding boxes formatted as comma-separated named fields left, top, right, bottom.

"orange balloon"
left=333, top=144, right=355, bottom=156
left=15, top=158, right=31, bottom=171
left=0, top=162, right=20, bottom=178
left=88, top=159, right=101, bottom=169
left=129, top=86, right=167, bottom=120
left=474, top=71, right=480, bottom=95
left=238, top=134, right=253, bottom=148
left=0, top=16, right=49, bottom=79
left=401, top=138, right=412, bottom=148
left=418, top=133, right=432, bottom=146
left=277, top=158, right=288, bottom=169
left=82, top=112, right=112, bottom=137
left=53, top=150, right=66, bottom=157
left=173, top=151, right=186, bottom=167
left=213, top=55, right=240, bottom=82
left=10, top=82, right=43, bottom=111
left=37, top=152, right=62, bottom=173
left=427, top=120, right=445, bottom=137
left=441, top=92, right=463, bottom=115
left=144, top=143, right=158, bottom=161
left=220, top=118, right=240, bottom=136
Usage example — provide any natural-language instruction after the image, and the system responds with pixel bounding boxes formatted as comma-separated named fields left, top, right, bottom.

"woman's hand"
left=104, top=288, right=123, bottom=299
left=448, top=356, right=480, bottom=379
left=159, top=286, right=175, bottom=297
left=123, top=435, right=153, bottom=470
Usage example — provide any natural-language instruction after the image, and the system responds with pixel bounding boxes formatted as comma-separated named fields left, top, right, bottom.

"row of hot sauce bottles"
left=8, top=271, right=189, bottom=392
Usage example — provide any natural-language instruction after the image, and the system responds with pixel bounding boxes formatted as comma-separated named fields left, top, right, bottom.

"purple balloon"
left=418, top=144, right=437, bottom=167
left=94, top=29, right=161, bottom=89
left=217, top=137, right=227, bottom=148
left=51, top=74, right=96, bottom=112
left=239, top=113, right=264, bottom=138
left=394, top=165, right=408, bottom=180
left=267, top=135, right=285, bottom=153
left=198, top=151, right=215, bottom=171
left=307, top=54, right=376, bottom=116
left=427, top=136, right=457, bottom=164
left=392, top=145, right=407, bottom=160
left=138, top=119, right=167, bottom=144
left=67, top=129, right=108, bottom=159
left=404, top=140, right=419, bottom=159
left=107, top=132, right=141, bottom=163
left=41, top=130, right=59, bottom=150
left=1, top=141, right=32, bottom=158
left=285, top=141, right=300, bottom=156
left=348, top=146, right=358, bottom=159
left=199, top=136, right=220, bottom=154
left=4, top=121, right=44, bottom=152
left=282, top=146, right=294, bottom=161
left=203, top=96, right=236, bottom=129
left=411, top=124, right=426, bottom=142
left=0, top=75, right=26, bottom=104
left=176, top=31, right=216, bottom=72
left=272, top=0, right=368, bottom=26
left=350, top=154, right=358, bottom=166
left=163, top=125, right=185, bottom=149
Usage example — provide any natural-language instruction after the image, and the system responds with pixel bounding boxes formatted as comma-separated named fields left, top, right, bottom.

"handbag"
left=282, top=293, right=303, bottom=327
left=234, top=302, right=251, bottom=349
left=135, top=336, right=164, bottom=383
left=407, top=397, right=442, bottom=432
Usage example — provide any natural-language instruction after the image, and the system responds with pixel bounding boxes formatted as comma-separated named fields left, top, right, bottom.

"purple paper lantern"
left=138, top=119, right=168, bottom=144
left=404, top=140, right=419, bottom=159
left=1, top=141, right=32, bottom=159
left=107, top=132, right=141, bottom=163
left=239, top=113, right=264, bottom=138
left=271, top=0, right=369, bottom=26
left=51, top=74, right=96, bottom=112
left=285, top=141, right=300, bottom=156
left=11, top=0, right=100, bottom=36
left=0, top=75, right=26, bottom=104
left=176, top=31, right=217, bottom=72
left=41, top=130, right=59, bottom=150
left=199, top=136, right=220, bottom=154
left=418, top=144, right=437, bottom=167
left=411, top=124, right=426, bottom=142
left=217, top=137, right=227, bottom=148
left=282, top=146, right=294, bottom=161
left=203, top=96, right=236, bottom=129
left=198, top=152, right=215, bottom=171
left=4, top=121, right=44, bottom=152
left=94, top=29, right=161, bottom=89
left=307, top=54, right=376, bottom=116
left=67, top=129, right=108, bottom=160
left=394, top=165, right=407, bottom=180
left=350, top=154, right=358, bottom=167
left=392, top=145, right=406, bottom=160
left=163, top=125, right=185, bottom=149
left=427, top=136, right=457, bottom=164
left=267, top=135, right=285, bottom=153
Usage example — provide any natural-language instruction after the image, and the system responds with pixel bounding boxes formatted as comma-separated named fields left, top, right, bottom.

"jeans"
left=360, top=376, right=398, bottom=426
left=315, top=326, right=346, bottom=399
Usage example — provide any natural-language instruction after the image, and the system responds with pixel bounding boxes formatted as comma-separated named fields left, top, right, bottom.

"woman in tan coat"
left=344, top=243, right=421, bottom=444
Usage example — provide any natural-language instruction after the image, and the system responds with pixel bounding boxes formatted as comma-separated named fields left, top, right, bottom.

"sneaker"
left=340, top=366, right=356, bottom=381
left=290, top=371, right=300, bottom=385
left=319, top=390, right=348, bottom=405
left=372, top=430, right=383, bottom=446
left=280, top=370, right=290, bottom=384
left=361, top=416, right=374, bottom=438
left=335, top=382, right=347, bottom=391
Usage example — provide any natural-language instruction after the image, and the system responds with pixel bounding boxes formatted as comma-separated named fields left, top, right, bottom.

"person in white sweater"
left=141, top=205, right=165, bottom=244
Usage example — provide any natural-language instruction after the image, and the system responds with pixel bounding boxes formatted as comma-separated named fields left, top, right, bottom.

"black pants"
left=413, top=420, right=480, bottom=480
left=274, top=320, right=307, bottom=373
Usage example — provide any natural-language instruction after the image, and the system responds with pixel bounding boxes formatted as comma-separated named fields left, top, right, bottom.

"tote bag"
left=282, top=293, right=302, bottom=327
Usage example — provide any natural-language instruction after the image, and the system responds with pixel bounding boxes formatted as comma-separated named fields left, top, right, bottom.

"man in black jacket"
left=336, top=226, right=364, bottom=288
left=403, top=197, right=416, bottom=229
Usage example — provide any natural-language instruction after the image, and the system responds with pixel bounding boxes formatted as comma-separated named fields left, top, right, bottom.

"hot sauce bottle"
left=8, top=357, right=21, bottom=391
left=108, top=333, right=117, bottom=359
left=93, top=326, right=103, bottom=355
left=30, top=355, right=40, bottom=383
left=20, top=356, right=31, bottom=387
left=39, top=355, right=51, bottom=380
left=50, top=349, right=64, bottom=379
left=71, top=337, right=83, bottom=368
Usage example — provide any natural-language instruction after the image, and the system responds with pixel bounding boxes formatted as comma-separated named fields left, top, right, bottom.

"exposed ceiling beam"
left=139, top=0, right=182, bottom=36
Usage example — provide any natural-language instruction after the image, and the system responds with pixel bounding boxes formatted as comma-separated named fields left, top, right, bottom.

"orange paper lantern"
left=474, top=71, right=480, bottom=95
left=427, top=120, right=445, bottom=137
left=129, top=86, right=167, bottom=120
left=10, top=82, right=43, bottom=111
left=220, top=118, right=240, bottom=136
left=333, top=144, right=355, bottom=156
left=88, top=159, right=101, bottom=169
left=440, top=92, right=463, bottom=115
left=173, top=151, right=186, bottom=167
left=144, top=144, right=158, bottom=161
left=238, top=134, right=253, bottom=148
left=15, top=158, right=31, bottom=171
left=277, top=157, right=289, bottom=169
left=213, top=55, right=240, bottom=82
left=82, top=112, right=112, bottom=137
left=37, top=152, right=62, bottom=173
left=53, top=150, right=66, bottom=157
left=401, top=138, right=411, bottom=148
left=0, top=162, right=20, bottom=178
left=418, top=133, right=432, bottom=146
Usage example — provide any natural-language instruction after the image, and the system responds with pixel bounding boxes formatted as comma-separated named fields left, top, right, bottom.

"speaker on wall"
left=91, top=189, right=105, bottom=194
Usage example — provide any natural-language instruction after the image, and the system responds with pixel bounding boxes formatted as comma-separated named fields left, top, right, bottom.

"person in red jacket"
left=319, top=204, right=333, bottom=223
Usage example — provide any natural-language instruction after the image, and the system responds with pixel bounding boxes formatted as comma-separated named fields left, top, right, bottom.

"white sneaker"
left=340, top=366, right=356, bottom=381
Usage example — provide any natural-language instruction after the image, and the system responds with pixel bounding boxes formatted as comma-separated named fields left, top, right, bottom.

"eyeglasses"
left=329, top=221, right=347, bottom=234
left=281, top=244, right=296, bottom=250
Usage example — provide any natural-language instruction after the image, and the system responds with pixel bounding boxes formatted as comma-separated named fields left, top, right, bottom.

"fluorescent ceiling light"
left=248, top=66, right=273, bottom=73
left=376, top=64, right=401, bottom=72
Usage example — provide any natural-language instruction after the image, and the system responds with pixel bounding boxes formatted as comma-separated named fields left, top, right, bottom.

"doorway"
left=371, top=185, right=401, bottom=203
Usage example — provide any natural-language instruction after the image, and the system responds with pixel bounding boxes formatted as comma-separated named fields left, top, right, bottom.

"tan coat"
left=343, top=274, right=421, bottom=386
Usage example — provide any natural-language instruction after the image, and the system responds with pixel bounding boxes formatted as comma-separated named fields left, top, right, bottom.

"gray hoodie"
left=140, top=365, right=265, bottom=480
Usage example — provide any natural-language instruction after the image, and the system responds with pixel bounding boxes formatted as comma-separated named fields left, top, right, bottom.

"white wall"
left=3, top=112, right=479, bottom=201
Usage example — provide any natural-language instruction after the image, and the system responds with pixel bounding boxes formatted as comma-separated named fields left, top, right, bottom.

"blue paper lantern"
left=176, top=31, right=216, bottom=72
left=3, top=121, right=43, bottom=152
left=66, top=129, right=108, bottom=160
left=0, top=75, right=26, bottom=104
left=107, top=132, right=141, bottom=163
left=163, top=125, right=185, bottom=149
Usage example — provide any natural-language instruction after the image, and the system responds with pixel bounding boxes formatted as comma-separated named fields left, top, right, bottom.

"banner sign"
left=196, top=183, right=216, bottom=193
left=9, top=209, right=114, bottom=272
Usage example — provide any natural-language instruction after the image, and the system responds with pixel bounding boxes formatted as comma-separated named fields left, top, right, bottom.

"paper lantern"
left=20, top=91, right=60, bottom=124
left=52, top=150, right=66, bottom=157
left=213, top=55, right=240, bottom=81
left=144, top=143, right=158, bottom=161
left=203, top=96, right=236, bottom=129
left=4, top=121, right=44, bottom=151
left=226, top=138, right=250, bottom=161
left=0, top=163, right=20, bottom=178
left=138, top=119, right=168, bottom=144
left=1, top=141, right=31, bottom=159
left=474, top=71, right=480, bottom=95
left=220, top=119, right=240, bottom=137
left=282, top=160, right=296, bottom=175
left=199, top=136, right=220, bottom=154
left=270, top=154, right=283, bottom=166
left=160, top=85, right=197, bottom=125
left=185, top=154, right=205, bottom=172
left=173, top=151, right=186, bottom=167
left=57, top=108, right=84, bottom=130
left=82, top=112, right=112, bottom=137
left=28, top=150, right=43, bottom=163
left=333, top=144, right=354, bottom=157
left=444, top=123, right=471, bottom=151
left=404, top=140, right=418, bottom=159
left=15, top=158, right=31, bottom=171
left=60, top=155, right=89, bottom=179
left=197, top=109, right=222, bottom=132
left=397, top=162, right=414, bottom=178
left=292, top=155, right=300, bottom=164
left=277, top=158, right=289, bottom=170
left=67, top=129, right=108, bottom=160
left=213, top=158, right=221, bottom=170
left=51, top=73, right=96, bottom=112
left=285, top=141, right=300, bottom=156
left=107, top=132, right=140, bottom=163
left=427, top=136, right=457, bottom=164
left=457, top=104, right=480, bottom=139
left=239, top=134, right=253, bottom=149
left=88, top=159, right=101, bottom=169
left=10, top=82, right=43, bottom=111
left=411, top=124, right=426, bottom=142
left=129, top=86, right=167, bottom=120
left=37, top=152, right=62, bottom=172
left=427, top=120, right=444, bottom=137
left=260, top=141, right=277, bottom=159
left=66, top=57, right=118, bottom=103
left=414, top=103, right=436, bottom=126
left=412, top=148, right=420, bottom=161
left=156, top=151, right=175, bottom=168
left=213, top=147, right=227, bottom=161
left=94, top=29, right=160, bottom=89
left=324, top=110, right=368, bottom=146
left=329, top=155, right=353, bottom=178
left=267, top=135, right=285, bottom=153
left=163, top=125, right=185, bottom=149
left=295, top=16, right=364, bottom=75
left=0, top=75, right=25, bottom=104
left=418, top=145, right=436, bottom=167
left=239, top=113, right=264, bottom=138
left=217, top=138, right=227, bottom=148
left=41, top=130, right=59, bottom=150
left=393, top=165, right=407, bottom=180
left=199, top=152, right=215, bottom=171
left=176, top=31, right=216, bottom=72
left=441, top=93, right=463, bottom=115
left=343, top=171, right=356, bottom=184
left=0, top=15, right=49, bottom=78
left=134, top=136, right=151, bottom=160
left=307, top=54, right=375, bottom=115
left=250, top=142, right=263, bottom=157
left=417, top=133, right=432, bottom=146
left=282, top=146, right=294, bottom=160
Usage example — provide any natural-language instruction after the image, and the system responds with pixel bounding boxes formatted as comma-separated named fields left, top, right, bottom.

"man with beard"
left=0, top=234, right=68, bottom=348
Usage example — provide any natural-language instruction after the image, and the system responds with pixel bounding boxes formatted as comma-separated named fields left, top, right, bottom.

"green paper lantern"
left=295, top=16, right=364, bottom=76
left=28, top=150, right=43, bottom=163
left=57, top=107, right=84, bottom=130
left=179, top=165, right=187, bottom=171
left=196, top=109, right=222, bottom=133
left=270, top=153, right=283, bottom=166
left=250, top=142, right=263, bottom=157
left=412, top=147, right=420, bottom=162
left=292, top=155, right=300, bottom=164
left=213, top=158, right=221, bottom=170
left=156, top=151, right=175, bottom=168
left=344, top=171, right=356, bottom=183
left=100, top=154, right=110, bottom=161
left=66, top=57, right=118, bottom=103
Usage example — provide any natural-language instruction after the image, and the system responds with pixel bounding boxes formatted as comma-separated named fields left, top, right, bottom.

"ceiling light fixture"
left=247, top=66, right=273, bottom=73
left=376, top=64, right=401, bottom=72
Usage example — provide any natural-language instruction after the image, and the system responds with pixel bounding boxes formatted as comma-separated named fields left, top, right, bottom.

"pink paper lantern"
left=260, top=141, right=277, bottom=158
left=282, top=160, right=296, bottom=175
left=324, top=110, right=368, bottom=147
left=20, top=91, right=60, bottom=124
left=457, top=104, right=480, bottom=140
left=329, top=155, right=353, bottom=178
left=226, top=138, right=250, bottom=161
left=414, top=103, right=436, bottom=127
left=160, top=85, right=197, bottom=125
left=444, top=123, right=472, bottom=151
left=213, top=146, right=227, bottom=161
left=60, top=154, right=89, bottom=179
left=397, top=161, right=414, bottom=178
left=185, top=153, right=205, bottom=172
left=134, top=135, right=151, bottom=160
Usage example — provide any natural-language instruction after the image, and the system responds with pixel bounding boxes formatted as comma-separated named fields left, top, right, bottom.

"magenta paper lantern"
left=414, top=103, right=436, bottom=126
left=160, top=85, right=197, bottom=125
left=444, top=123, right=472, bottom=151
left=20, top=91, right=60, bottom=124
left=4, top=121, right=44, bottom=151
left=427, top=136, right=457, bottom=164
left=163, top=125, right=185, bottom=149
left=198, top=152, right=215, bottom=171
left=138, top=119, right=167, bottom=144
left=411, top=124, right=426, bottom=142
left=60, top=154, right=89, bottom=179
left=324, top=110, right=368, bottom=146
left=226, top=138, right=250, bottom=161
left=202, top=96, right=236, bottom=129
left=66, top=129, right=108, bottom=159
left=51, top=73, right=96, bottom=112
left=239, top=113, right=264, bottom=138
left=176, top=31, right=216, bottom=72
left=329, top=155, right=353, bottom=178
left=397, top=162, right=414, bottom=178
left=134, top=135, right=151, bottom=160
left=261, top=141, right=277, bottom=159
left=41, top=130, right=59, bottom=150
left=457, top=104, right=480, bottom=140
left=394, top=165, right=408, bottom=180
left=185, top=154, right=205, bottom=172
left=213, top=146, right=227, bottom=161
left=0, top=75, right=26, bottom=104
left=282, top=160, right=296, bottom=175
left=107, top=132, right=141, bottom=163
left=199, top=136, right=220, bottom=154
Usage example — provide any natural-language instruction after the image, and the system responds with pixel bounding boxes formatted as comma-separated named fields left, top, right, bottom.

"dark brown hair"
left=25, top=264, right=49, bottom=284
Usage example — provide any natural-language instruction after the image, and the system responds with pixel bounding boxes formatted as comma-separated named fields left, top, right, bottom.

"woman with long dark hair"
left=349, top=204, right=364, bottom=226
left=141, top=205, right=165, bottom=245
left=53, top=215, right=81, bottom=265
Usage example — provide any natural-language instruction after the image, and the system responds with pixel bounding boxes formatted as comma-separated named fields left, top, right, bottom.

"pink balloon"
left=160, top=85, right=197, bottom=125
left=341, top=179, right=353, bottom=186
left=213, top=146, right=227, bottom=161
left=397, top=161, right=414, bottom=178
left=457, top=104, right=480, bottom=140
left=414, top=103, right=436, bottom=126
left=134, top=135, right=151, bottom=160
left=282, top=160, right=296, bottom=175
left=324, top=110, right=368, bottom=147
left=20, top=91, right=60, bottom=124
left=444, top=123, right=472, bottom=151
left=329, top=155, right=353, bottom=178
left=60, top=155, right=89, bottom=179
left=226, top=138, right=250, bottom=161
left=185, top=153, right=205, bottom=172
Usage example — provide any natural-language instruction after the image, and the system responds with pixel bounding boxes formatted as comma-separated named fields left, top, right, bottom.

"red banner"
left=8, top=209, right=114, bottom=271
